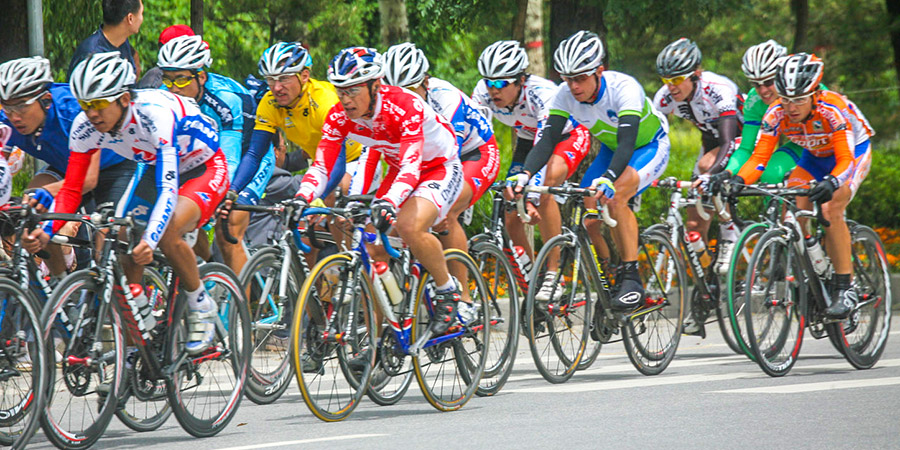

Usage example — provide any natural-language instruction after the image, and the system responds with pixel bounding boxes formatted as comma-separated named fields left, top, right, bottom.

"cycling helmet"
left=69, top=52, right=136, bottom=100
left=157, top=35, right=212, bottom=70
left=478, top=40, right=528, bottom=79
left=258, top=42, right=313, bottom=77
left=328, top=47, right=384, bottom=88
left=382, top=42, right=429, bottom=88
left=554, top=30, right=604, bottom=76
left=742, top=40, right=787, bottom=81
left=656, top=38, right=702, bottom=77
left=775, top=53, right=823, bottom=99
left=0, top=56, right=54, bottom=101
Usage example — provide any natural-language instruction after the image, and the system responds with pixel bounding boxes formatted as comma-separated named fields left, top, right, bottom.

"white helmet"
left=258, top=42, right=312, bottom=77
left=382, top=42, right=429, bottom=88
left=478, top=40, right=528, bottom=78
left=656, top=38, right=702, bottom=77
left=328, top=47, right=384, bottom=88
left=0, top=56, right=54, bottom=101
left=158, top=35, right=212, bottom=71
left=775, top=53, right=824, bottom=99
left=554, top=30, right=604, bottom=77
left=69, top=52, right=135, bottom=100
left=742, top=40, right=787, bottom=82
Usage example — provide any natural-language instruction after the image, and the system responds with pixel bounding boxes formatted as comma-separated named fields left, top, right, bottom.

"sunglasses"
left=162, top=75, right=196, bottom=89
left=660, top=74, right=689, bottom=86
left=780, top=94, right=814, bottom=105
left=77, top=93, right=124, bottom=111
left=265, top=74, right=298, bottom=86
left=1, top=92, right=43, bottom=115
left=336, top=85, right=364, bottom=98
left=561, top=73, right=592, bottom=83
left=750, top=78, right=775, bottom=89
left=484, top=78, right=516, bottom=89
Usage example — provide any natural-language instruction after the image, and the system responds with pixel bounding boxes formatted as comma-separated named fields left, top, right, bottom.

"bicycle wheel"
left=167, top=263, right=250, bottom=437
left=0, top=279, right=46, bottom=450
left=240, top=247, right=302, bottom=405
left=115, top=266, right=172, bottom=432
left=40, top=269, right=124, bottom=449
left=623, top=229, right=686, bottom=375
left=829, top=224, right=892, bottom=369
left=527, top=234, right=591, bottom=384
left=743, top=229, right=806, bottom=377
left=413, top=249, right=490, bottom=411
left=470, top=241, right=519, bottom=396
left=292, top=253, right=375, bottom=422
left=725, top=222, right=768, bottom=359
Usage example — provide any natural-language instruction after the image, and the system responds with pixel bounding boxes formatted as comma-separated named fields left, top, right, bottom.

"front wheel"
left=724, top=222, right=769, bottom=360
left=167, top=263, right=250, bottom=437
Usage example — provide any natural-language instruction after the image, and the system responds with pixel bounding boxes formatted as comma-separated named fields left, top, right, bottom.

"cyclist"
left=136, top=24, right=195, bottom=89
left=0, top=56, right=135, bottom=278
left=157, top=34, right=273, bottom=275
left=382, top=42, right=499, bottom=318
left=24, top=52, right=230, bottom=354
left=521, top=31, right=670, bottom=311
left=472, top=40, right=591, bottom=302
left=295, top=47, right=465, bottom=334
left=726, top=53, right=873, bottom=319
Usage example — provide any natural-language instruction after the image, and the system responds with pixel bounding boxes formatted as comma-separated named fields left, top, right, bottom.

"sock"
left=435, top=280, right=456, bottom=293
left=833, top=273, right=851, bottom=291
left=719, top=221, right=737, bottom=242
left=186, top=286, right=213, bottom=310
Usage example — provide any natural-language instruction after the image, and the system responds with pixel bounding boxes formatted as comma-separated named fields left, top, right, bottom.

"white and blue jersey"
left=425, top=77, right=493, bottom=156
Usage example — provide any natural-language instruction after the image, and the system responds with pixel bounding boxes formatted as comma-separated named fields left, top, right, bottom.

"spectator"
left=67, top=0, right=144, bottom=79
left=135, top=24, right=195, bottom=89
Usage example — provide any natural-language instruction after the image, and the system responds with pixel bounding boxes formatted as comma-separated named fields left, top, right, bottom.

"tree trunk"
left=0, top=0, right=28, bottom=61
left=513, top=0, right=527, bottom=41
left=550, top=0, right=607, bottom=74
left=791, top=0, right=808, bottom=52
left=886, top=0, right=900, bottom=93
left=524, top=0, right=545, bottom=77
left=191, top=0, right=204, bottom=36
left=379, top=0, right=409, bottom=47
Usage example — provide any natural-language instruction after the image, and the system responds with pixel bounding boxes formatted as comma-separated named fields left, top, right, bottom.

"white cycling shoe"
left=186, top=291, right=218, bottom=355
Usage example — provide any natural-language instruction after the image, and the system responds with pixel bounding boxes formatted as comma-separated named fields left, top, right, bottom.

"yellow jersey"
left=254, top=77, right=362, bottom=161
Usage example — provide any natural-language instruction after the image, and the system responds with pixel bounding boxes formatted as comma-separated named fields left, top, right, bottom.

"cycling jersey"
left=51, top=89, right=225, bottom=249
left=0, top=156, right=9, bottom=205
left=653, top=71, right=743, bottom=147
left=298, top=84, right=459, bottom=208
left=0, top=83, right=126, bottom=172
left=737, top=90, right=874, bottom=185
left=230, top=77, right=362, bottom=193
left=425, top=77, right=493, bottom=155
left=471, top=74, right=575, bottom=143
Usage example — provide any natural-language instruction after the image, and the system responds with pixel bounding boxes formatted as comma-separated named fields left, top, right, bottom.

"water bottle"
left=128, top=283, right=157, bottom=332
left=687, top=231, right=712, bottom=268
left=374, top=262, right=403, bottom=305
left=513, top=246, right=533, bottom=283
left=805, top=235, right=831, bottom=275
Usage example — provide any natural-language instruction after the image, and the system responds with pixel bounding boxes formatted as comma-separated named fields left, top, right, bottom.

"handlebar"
left=651, top=177, right=712, bottom=221
left=515, top=185, right=617, bottom=228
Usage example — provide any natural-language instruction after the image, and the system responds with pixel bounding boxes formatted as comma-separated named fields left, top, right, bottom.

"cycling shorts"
left=237, top=150, right=275, bottom=206
left=580, top=129, right=670, bottom=195
left=121, top=151, right=229, bottom=229
left=36, top=160, right=136, bottom=212
left=787, top=139, right=871, bottom=200
left=461, top=136, right=500, bottom=207
left=377, top=158, right=463, bottom=226
left=552, top=124, right=592, bottom=179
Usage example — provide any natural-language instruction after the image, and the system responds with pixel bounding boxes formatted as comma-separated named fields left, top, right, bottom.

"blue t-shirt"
left=67, top=27, right=137, bottom=79
left=0, top=84, right=126, bottom=172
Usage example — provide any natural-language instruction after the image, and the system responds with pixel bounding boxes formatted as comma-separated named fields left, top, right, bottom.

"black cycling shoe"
left=610, top=278, right=645, bottom=312
left=429, top=288, right=461, bottom=335
left=825, top=287, right=857, bottom=319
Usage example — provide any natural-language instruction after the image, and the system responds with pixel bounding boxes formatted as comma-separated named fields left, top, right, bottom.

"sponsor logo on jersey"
left=197, top=192, right=211, bottom=204
left=756, top=164, right=765, bottom=172
left=607, top=110, right=618, bottom=122
left=202, top=91, right=235, bottom=128
left=813, top=120, right=824, bottom=132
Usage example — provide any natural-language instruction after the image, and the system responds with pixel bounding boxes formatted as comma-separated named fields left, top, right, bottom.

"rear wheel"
left=623, top=230, right=685, bottom=375
left=725, top=222, right=768, bottom=359
left=470, top=241, right=518, bottom=396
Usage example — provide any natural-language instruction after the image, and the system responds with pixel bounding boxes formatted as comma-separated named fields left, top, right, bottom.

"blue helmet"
left=328, top=47, right=384, bottom=88
left=258, top=42, right=312, bottom=77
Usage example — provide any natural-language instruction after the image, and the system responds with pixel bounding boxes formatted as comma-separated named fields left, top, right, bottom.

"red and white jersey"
left=653, top=71, right=743, bottom=138
left=297, top=84, right=458, bottom=207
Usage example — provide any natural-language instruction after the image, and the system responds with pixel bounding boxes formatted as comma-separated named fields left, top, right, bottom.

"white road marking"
left=215, top=434, right=388, bottom=450
left=503, top=372, right=762, bottom=393
left=713, top=377, right=900, bottom=394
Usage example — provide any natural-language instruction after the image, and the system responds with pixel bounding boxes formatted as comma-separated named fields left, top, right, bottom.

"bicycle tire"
left=292, top=253, right=375, bottom=422
left=829, top=224, right=892, bottom=369
left=167, top=263, right=250, bottom=437
left=40, top=269, right=124, bottom=449
left=470, top=241, right=519, bottom=396
left=743, top=229, right=806, bottom=377
left=725, top=221, right=769, bottom=360
left=413, top=249, right=490, bottom=411
left=0, top=279, right=46, bottom=450
left=623, top=229, right=686, bottom=375
left=239, top=246, right=302, bottom=405
left=526, top=234, right=590, bottom=384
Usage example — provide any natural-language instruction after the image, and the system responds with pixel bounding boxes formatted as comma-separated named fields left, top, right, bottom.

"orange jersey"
left=738, top=90, right=873, bottom=185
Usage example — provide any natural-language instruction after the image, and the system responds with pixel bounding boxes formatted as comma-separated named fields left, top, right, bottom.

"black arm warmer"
left=604, top=114, right=641, bottom=182
left=283, top=150, right=309, bottom=172
left=523, top=114, right=568, bottom=176
left=710, top=115, right=739, bottom=174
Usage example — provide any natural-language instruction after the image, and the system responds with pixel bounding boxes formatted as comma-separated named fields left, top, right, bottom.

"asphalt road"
left=25, top=313, right=900, bottom=449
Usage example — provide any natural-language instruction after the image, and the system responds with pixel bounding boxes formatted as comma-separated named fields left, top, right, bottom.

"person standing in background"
left=68, top=0, right=144, bottom=79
